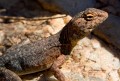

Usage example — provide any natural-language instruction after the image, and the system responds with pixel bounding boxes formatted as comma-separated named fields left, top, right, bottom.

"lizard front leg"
left=0, top=67, right=22, bottom=81
left=50, top=55, right=66, bottom=81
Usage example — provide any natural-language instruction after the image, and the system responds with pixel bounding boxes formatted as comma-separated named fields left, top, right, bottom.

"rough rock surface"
left=37, top=0, right=96, bottom=16
left=0, top=0, right=19, bottom=9
left=96, top=0, right=120, bottom=16
left=37, top=0, right=120, bottom=16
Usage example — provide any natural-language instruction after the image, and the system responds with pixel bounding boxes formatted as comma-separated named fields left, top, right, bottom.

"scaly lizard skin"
left=0, top=8, right=108, bottom=81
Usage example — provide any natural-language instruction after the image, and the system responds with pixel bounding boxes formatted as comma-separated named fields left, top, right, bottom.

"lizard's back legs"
left=0, top=67, right=22, bottom=81
left=50, top=55, right=66, bottom=81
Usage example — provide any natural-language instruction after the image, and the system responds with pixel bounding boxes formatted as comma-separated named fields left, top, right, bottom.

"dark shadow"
left=0, top=0, right=52, bottom=17
left=20, top=69, right=57, bottom=81
left=0, top=0, right=66, bottom=23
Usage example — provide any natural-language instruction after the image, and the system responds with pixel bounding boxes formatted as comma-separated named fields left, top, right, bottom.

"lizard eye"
left=85, top=14, right=94, bottom=21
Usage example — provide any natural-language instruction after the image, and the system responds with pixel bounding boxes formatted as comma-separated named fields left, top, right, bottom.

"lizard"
left=0, top=8, right=108, bottom=81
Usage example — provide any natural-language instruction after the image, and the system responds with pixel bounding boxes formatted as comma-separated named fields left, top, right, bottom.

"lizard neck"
left=59, top=21, right=86, bottom=46
left=58, top=22, right=86, bottom=55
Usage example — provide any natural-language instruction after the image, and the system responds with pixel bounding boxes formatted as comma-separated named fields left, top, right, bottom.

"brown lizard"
left=0, top=8, right=108, bottom=81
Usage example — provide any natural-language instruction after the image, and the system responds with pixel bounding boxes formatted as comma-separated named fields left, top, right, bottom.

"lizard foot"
left=50, top=55, right=66, bottom=81
left=0, top=67, right=22, bottom=81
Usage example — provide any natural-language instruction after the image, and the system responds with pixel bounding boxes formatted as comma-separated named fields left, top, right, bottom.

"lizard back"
left=0, top=33, right=62, bottom=75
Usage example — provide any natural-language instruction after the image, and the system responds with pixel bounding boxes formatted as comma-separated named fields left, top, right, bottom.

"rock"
left=47, top=15, right=65, bottom=34
left=0, top=52, right=2, bottom=56
left=37, top=0, right=96, bottom=15
left=94, top=14, right=120, bottom=50
left=90, top=63, right=101, bottom=70
left=0, top=31, right=5, bottom=44
left=18, top=38, right=30, bottom=46
left=58, top=35, right=120, bottom=81
left=98, top=49, right=115, bottom=71
left=98, top=0, right=109, bottom=4
left=96, top=0, right=120, bottom=16
left=91, top=38, right=101, bottom=49
left=86, top=77, right=105, bottom=81
left=41, top=25, right=51, bottom=37
left=64, top=72, right=85, bottom=81
left=14, top=22, right=26, bottom=33
left=102, top=6, right=117, bottom=14
left=112, top=58, right=120, bottom=70
left=118, top=69, right=120, bottom=77
left=109, top=0, right=120, bottom=8
left=86, top=52, right=99, bottom=62
left=0, top=0, right=19, bottom=9
left=108, top=70, right=120, bottom=81
left=63, top=15, right=72, bottom=24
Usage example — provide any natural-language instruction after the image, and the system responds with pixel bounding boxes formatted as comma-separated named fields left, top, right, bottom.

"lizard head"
left=60, top=8, right=108, bottom=46
left=71, top=8, right=108, bottom=36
